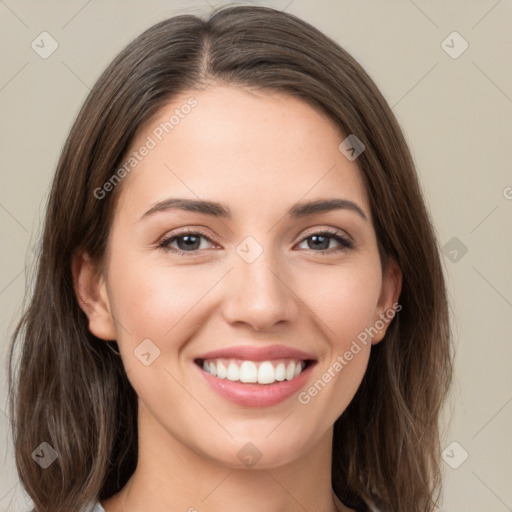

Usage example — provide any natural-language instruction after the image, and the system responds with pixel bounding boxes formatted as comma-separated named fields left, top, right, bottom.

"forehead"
left=114, top=85, right=370, bottom=222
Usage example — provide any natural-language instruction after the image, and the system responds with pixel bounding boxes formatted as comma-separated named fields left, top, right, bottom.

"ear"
left=371, top=257, right=403, bottom=345
left=71, top=250, right=117, bottom=341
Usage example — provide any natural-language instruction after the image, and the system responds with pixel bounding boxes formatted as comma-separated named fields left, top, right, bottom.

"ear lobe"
left=71, top=250, right=117, bottom=341
left=371, top=258, right=403, bottom=345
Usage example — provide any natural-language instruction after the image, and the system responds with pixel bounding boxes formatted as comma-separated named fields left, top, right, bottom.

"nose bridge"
left=221, top=235, right=298, bottom=330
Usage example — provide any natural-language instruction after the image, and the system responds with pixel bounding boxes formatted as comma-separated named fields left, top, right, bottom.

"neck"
left=101, top=399, right=349, bottom=512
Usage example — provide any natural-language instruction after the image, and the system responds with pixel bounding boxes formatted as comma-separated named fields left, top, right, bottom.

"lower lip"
left=195, top=362, right=315, bottom=407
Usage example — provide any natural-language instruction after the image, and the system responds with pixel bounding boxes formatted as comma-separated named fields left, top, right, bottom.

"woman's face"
left=78, top=85, right=401, bottom=469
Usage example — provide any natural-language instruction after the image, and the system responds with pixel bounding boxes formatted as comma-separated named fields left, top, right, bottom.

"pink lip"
left=196, top=344, right=316, bottom=362
left=195, top=361, right=315, bottom=407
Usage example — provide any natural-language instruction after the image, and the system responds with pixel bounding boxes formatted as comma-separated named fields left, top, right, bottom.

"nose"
left=221, top=248, right=299, bottom=332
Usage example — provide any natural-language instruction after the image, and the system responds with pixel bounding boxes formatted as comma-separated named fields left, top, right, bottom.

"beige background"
left=1, top=1, right=511, bottom=511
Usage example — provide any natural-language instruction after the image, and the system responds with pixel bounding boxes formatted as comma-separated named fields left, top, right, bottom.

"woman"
left=8, top=5, right=453, bottom=512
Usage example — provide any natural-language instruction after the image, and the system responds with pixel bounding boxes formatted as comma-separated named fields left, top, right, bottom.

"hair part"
left=9, top=5, right=452, bottom=512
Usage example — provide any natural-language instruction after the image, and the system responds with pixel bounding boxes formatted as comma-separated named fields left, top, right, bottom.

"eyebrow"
left=140, top=197, right=368, bottom=222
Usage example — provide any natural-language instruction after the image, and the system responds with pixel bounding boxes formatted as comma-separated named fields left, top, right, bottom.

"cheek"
left=105, top=253, right=216, bottom=404
left=107, top=255, right=214, bottom=342
left=296, top=257, right=383, bottom=349
left=292, top=259, right=381, bottom=421
left=105, top=243, right=237, bottom=396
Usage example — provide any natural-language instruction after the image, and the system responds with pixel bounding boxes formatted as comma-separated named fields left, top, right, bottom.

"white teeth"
left=275, top=363, right=286, bottom=381
left=239, top=361, right=258, bottom=383
left=201, top=358, right=307, bottom=384
left=226, top=362, right=240, bottom=381
left=257, top=361, right=275, bottom=384
left=216, top=360, right=227, bottom=379
left=285, top=362, right=295, bottom=381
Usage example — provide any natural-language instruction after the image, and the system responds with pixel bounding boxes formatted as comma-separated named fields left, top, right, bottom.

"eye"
left=296, top=229, right=353, bottom=254
left=158, top=228, right=353, bottom=256
left=158, top=229, right=217, bottom=255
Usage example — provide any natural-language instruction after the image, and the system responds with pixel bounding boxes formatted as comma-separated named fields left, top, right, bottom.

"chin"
left=196, top=430, right=317, bottom=471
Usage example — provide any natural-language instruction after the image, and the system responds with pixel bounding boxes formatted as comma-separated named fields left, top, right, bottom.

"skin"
left=73, top=85, right=402, bottom=512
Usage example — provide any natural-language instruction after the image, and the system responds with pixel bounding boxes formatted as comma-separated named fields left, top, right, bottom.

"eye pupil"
left=178, top=235, right=201, bottom=251
left=309, top=235, right=329, bottom=251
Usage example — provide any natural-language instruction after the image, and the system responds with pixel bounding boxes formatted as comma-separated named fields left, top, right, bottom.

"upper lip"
left=196, top=344, right=317, bottom=362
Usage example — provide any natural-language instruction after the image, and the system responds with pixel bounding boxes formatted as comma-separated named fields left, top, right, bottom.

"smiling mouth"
left=195, top=358, right=315, bottom=385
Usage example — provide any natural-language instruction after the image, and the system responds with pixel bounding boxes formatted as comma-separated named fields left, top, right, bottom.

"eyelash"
left=158, top=228, right=354, bottom=256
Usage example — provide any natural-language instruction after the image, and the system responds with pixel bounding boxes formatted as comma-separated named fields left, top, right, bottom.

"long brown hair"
left=8, top=5, right=453, bottom=511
